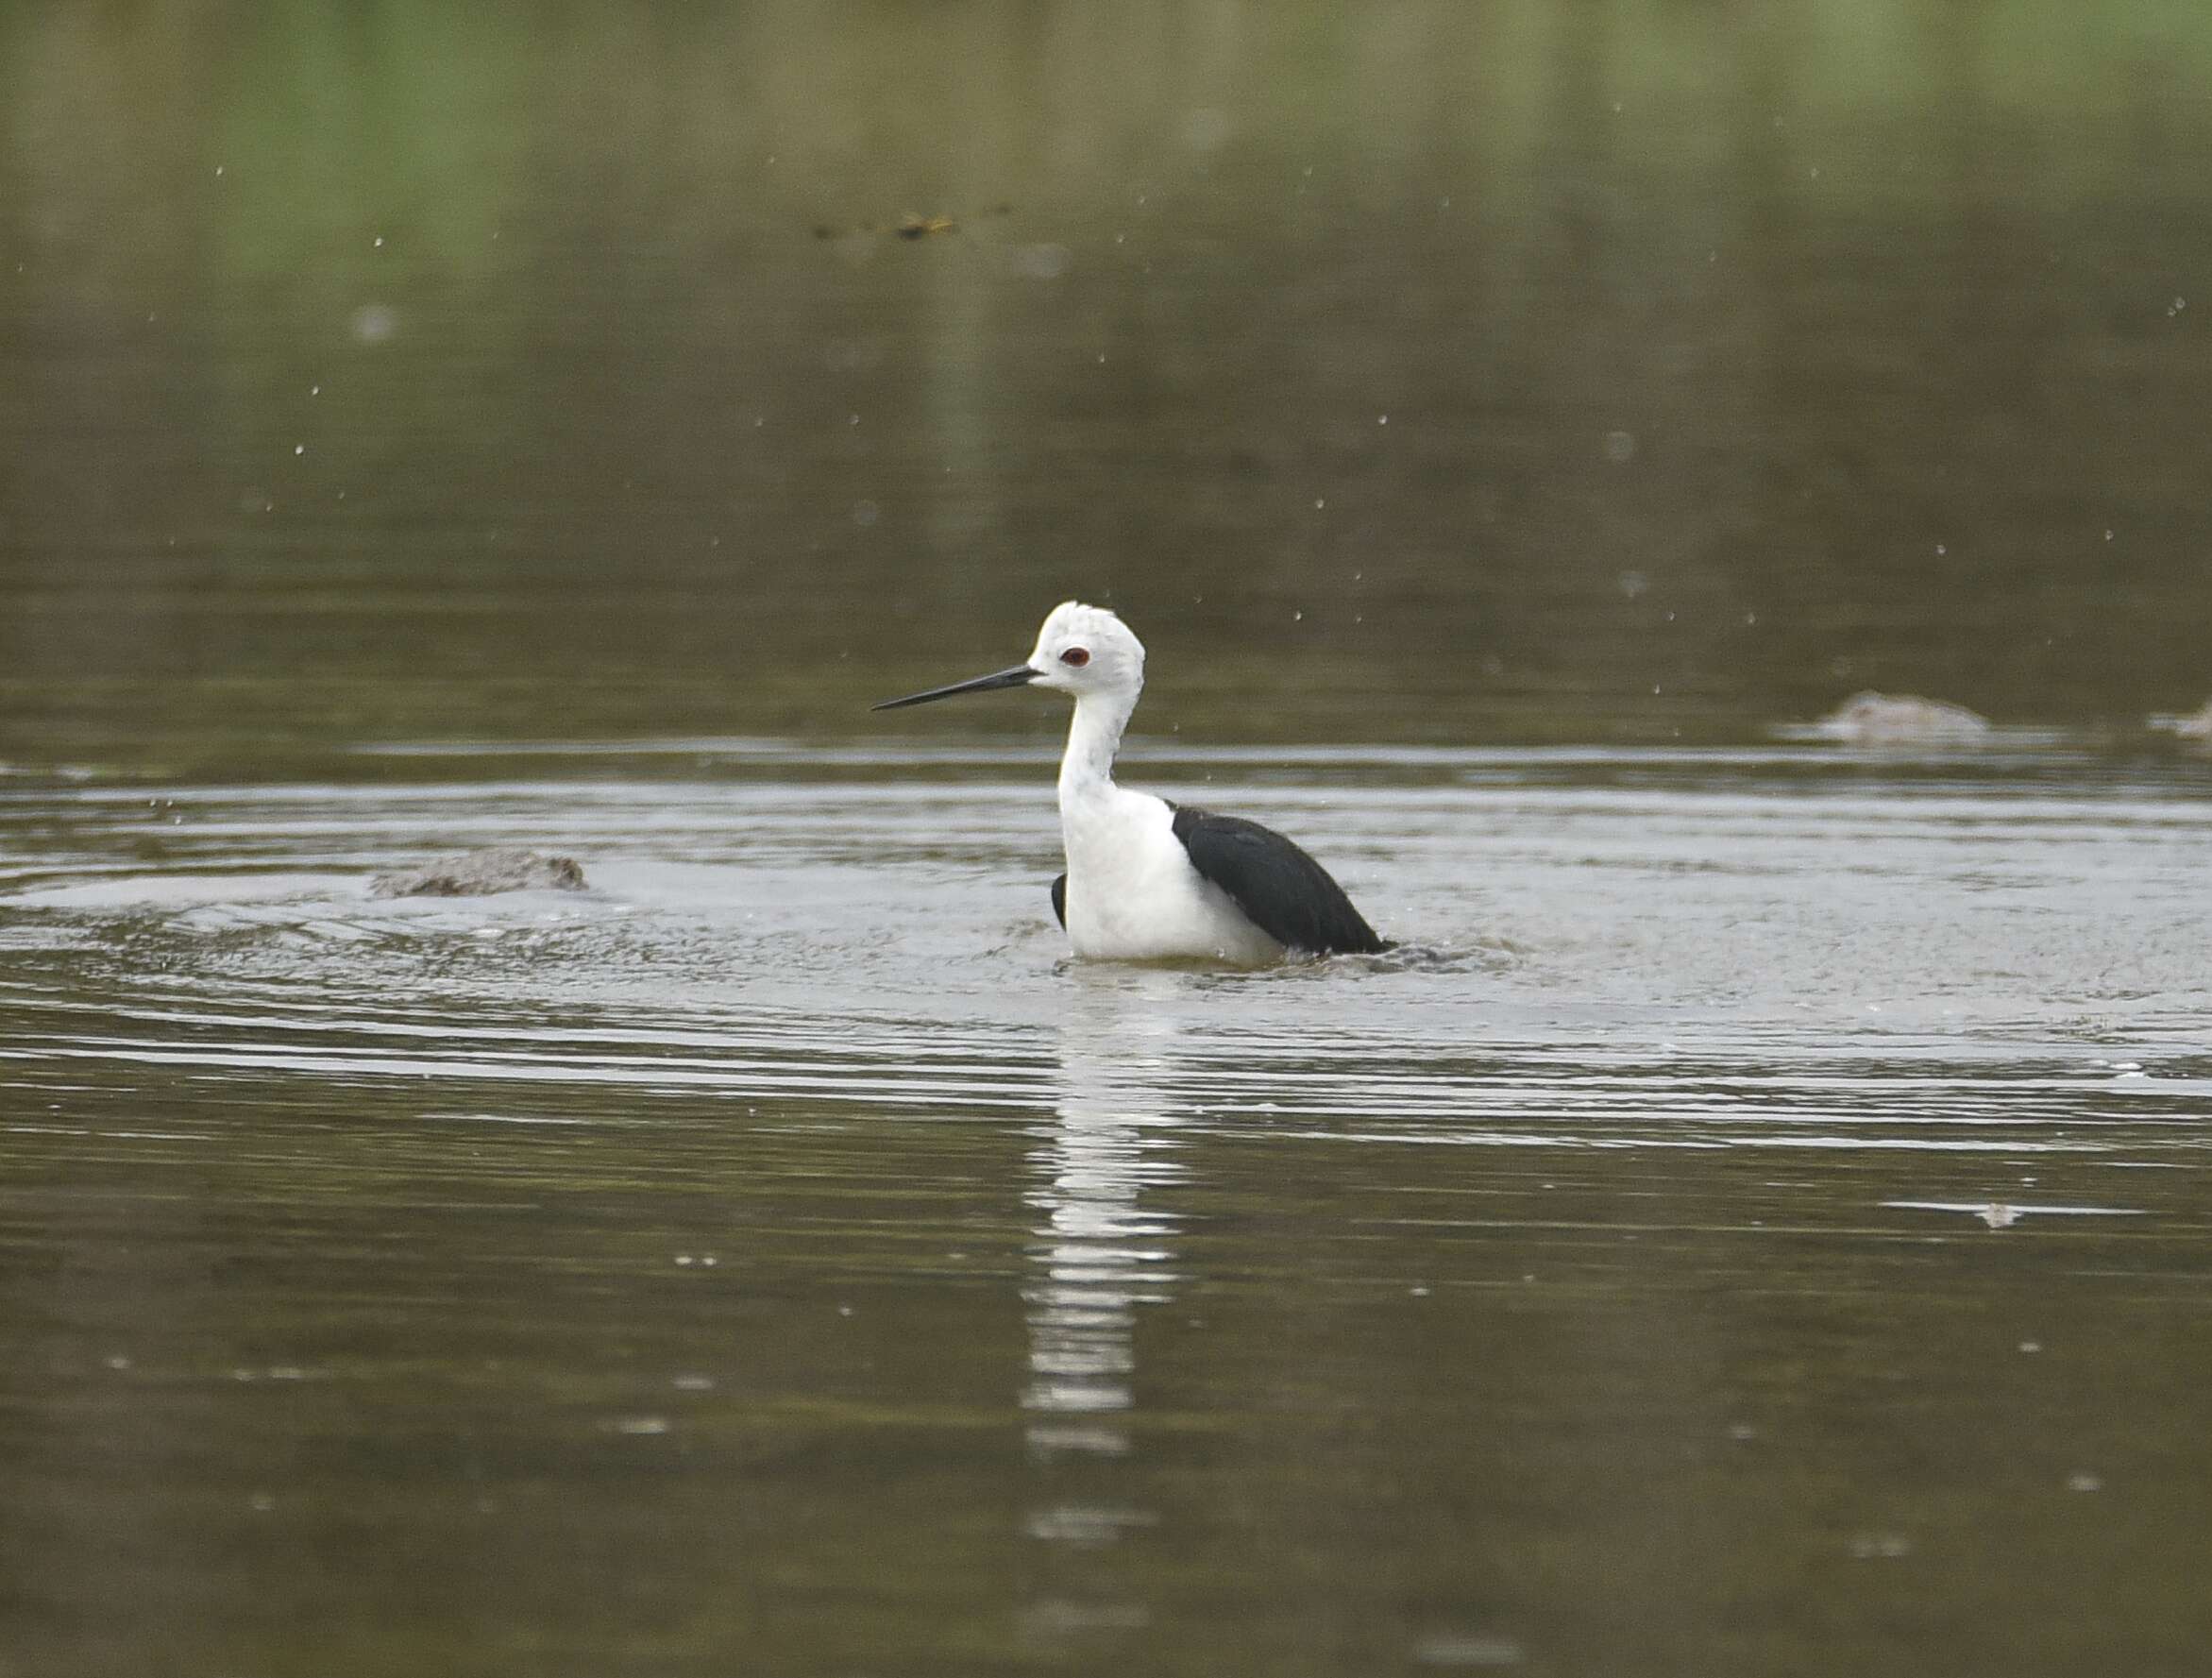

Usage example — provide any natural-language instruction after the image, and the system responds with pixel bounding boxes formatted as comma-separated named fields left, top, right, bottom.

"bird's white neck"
left=1058, top=688, right=1137, bottom=805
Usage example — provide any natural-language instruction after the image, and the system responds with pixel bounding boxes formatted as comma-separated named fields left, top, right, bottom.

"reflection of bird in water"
left=875, top=602, right=1389, bottom=963
left=1022, top=975, right=1188, bottom=1456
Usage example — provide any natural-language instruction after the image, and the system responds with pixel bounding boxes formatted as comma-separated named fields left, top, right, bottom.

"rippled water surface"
left=7, top=742, right=2211, bottom=1675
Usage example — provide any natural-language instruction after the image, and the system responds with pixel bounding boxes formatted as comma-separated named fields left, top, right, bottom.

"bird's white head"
left=1024, top=601, right=1145, bottom=701
left=871, top=600, right=1146, bottom=716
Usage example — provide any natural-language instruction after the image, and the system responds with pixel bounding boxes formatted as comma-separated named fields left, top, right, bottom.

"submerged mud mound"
left=370, top=847, right=587, bottom=898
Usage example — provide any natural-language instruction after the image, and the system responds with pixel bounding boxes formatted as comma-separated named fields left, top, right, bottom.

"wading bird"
left=874, top=602, right=1388, bottom=963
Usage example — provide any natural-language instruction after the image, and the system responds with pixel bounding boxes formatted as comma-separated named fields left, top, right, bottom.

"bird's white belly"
left=1059, top=788, right=1282, bottom=964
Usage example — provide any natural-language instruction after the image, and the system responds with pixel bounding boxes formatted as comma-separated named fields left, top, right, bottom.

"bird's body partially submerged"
left=875, top=601, right=1387, bottom=963
left=1055, top=785, right=1285, bottom=963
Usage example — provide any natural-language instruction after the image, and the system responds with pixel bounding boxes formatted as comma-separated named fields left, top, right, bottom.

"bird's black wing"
left=1169, top=805, right=1387, bottom=956
left=1050, top=873, right=1068, bottom=930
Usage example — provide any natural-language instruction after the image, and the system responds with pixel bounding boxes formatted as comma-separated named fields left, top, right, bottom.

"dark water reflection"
left=5, top=2, right=2212, bottom=769
left=6, top=3, right=2212, bottom=1674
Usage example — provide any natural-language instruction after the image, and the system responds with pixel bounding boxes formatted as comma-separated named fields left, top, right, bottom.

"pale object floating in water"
left=1815, top=690, right=1991, bottom=745
left=2147, top=698, right=2212, bottom=740
left=370, top=847, right=587, bottom=898
left=1883, top=1199, right=2146, bottom=1231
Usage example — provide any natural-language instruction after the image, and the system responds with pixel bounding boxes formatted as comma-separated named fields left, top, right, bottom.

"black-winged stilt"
left=874, top=602, right=1388, bottom=962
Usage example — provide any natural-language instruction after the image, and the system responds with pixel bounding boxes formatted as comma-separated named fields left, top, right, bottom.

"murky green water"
left=6, top=4, right=2212, bottom=1674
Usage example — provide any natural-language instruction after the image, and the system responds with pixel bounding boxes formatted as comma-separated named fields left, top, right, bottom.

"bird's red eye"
left=1060, top=647, right=1090, bottom=667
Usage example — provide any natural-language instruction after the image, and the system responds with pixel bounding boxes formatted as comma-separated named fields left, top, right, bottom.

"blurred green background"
left=4, top=1, right=2209, bottom=769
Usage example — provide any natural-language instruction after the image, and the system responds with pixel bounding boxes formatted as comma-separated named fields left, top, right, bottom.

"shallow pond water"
left=5, top=740, right=2210, bottom=1675
left=8, top=0, right=2212, bottom=1670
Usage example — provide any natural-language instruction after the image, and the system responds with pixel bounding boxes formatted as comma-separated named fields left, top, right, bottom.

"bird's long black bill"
left=871, top=665, right=1038, bottom=711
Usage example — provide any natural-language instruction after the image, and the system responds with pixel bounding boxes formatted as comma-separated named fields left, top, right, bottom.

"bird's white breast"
left=1057, top=786, right=1282, bottom=963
